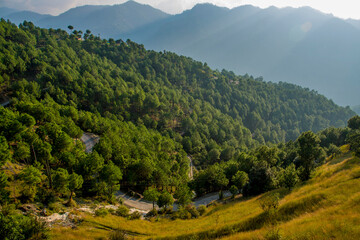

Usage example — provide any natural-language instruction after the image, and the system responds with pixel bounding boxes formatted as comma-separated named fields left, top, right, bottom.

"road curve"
left=80, top=133, right=100, bottom=153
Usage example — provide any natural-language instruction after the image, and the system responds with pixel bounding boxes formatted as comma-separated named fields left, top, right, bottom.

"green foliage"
left=265, top=228, right=282, bottom=240
left=244, top=161, right=276, bottom=196
left=191, top=163, right=229, bottom=196
left=108, top=229, right=128, bottom=240
left=0, top=171, right=9, bottom=203
left=197, top=205, right=207, bottom=216
left=296, top=131, right=323, bottom=181
left=175, top=206, right=192, bottom=220
left=52, top=168, right=70, bottom=195
left=95, top=208, right=109, bottom=217
left=280, top=164, right=299, bottom=190
left=157, top=191, right=174, bottom=209
left=174, top=184, right=192, bottom=206
left=348, top=116, right=360, bottom=130
left=0, top=136, right=11, bottom=166
left=144, top=187, right=160, bottom=210
left=116, top=205, right=129, bottom=217
left=0, top=212, right=49, bottom=240
left=129, top=211, right=142, bottom=220
left=0, top=20, right=355, bottom=211
left=347, top=130, right=360, bottom=158
left=259, top=193, right=280, bottom=213
left=19, top=165, right=43, bottom=201
left=231, top=171, right=249, bottom=192
left=229, top=185, right=239, bottom=198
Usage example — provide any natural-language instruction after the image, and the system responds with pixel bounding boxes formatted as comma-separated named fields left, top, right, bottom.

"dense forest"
left=0, top=19, right=359, bottom=238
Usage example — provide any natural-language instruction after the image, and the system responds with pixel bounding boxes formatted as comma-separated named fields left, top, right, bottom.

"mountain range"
left=1, top=1, right=360, bottom=106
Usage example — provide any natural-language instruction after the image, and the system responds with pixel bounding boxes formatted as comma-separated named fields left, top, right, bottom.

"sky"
left=1, top=0, right=360, bottom=20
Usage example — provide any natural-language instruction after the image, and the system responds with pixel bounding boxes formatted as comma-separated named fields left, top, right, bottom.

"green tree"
left=67, top=173, right=83, bottom=205
left=100, top=161, right=122, bottom=201
left=348, top=116, right=360, bottom=130
left=346, top=130, right=360, bottom=158
left=143, top=187, right=160, bottom=210
left=20, top=166, right=43, bottom=201
left=0, top=136, right=11, bottom=167
left=174, top=184, right=192, bottom=206
left=229, top=185, right=238, bottom=198
left=157, top=190, right=174, bottom=209
left=280, top=163, right=299, bottom=190
left=52, top=168, right=69, bottom=196
left=231, top=170, right=249, bottom=192
left=0, top=171, right=9, bottom=203
left=296, top=131, right=322, bottom=181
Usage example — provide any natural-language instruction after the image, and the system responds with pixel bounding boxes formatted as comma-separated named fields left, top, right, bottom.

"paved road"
left=117, top=191, right=156, bottom=211
left=188, top=155, right=194, bottom=179
left=80, top=133, right=100, bottom=153
left=1, top=100, right=10, bottom=107
left=117, top=190, right=231, bottom=212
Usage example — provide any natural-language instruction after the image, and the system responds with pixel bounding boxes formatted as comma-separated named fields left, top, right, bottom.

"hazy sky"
left=1, top=0, right=360, bottom=19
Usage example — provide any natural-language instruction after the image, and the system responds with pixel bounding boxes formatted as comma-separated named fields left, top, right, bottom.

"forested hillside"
left=0, top=20, right=354, bottom=168
left=1, top=19, right=359, bottom=240
left=2, top=2, right=360, bottom=106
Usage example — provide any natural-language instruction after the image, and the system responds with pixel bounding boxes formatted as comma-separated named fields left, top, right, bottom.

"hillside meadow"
left=51, top=147, right=360, bottom=239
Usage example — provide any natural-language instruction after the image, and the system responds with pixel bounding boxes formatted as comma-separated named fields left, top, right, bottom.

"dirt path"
left=80, top=132, right=100, bottom=153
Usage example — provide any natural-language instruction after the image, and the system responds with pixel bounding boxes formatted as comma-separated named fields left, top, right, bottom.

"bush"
left=185, top=205, right=199, bottom=218
left=129, top=211, right=141, bottom=220
left=116, top=205, right=129, bottom=217
left=0, top=213, right=49, bottom=240
left=159, top=206, right=173, bottom=215
left=259, top=193, right=280, bottom=213
left=145, top=208, right=158, bottom=217
left=175, top=206, right=191, bottom=220
left=117, top=197, right=124, bottom=205
left=109, top=229, right=127, bottom=240
left=229, top=185, right=238, bottom=198
left=95, top=208, right=109, bottom=217
left=197, top=205, right=206, bottom=216
left=108, top=208, right=116, bottom=215
left=265, top=228, right=282, bottom=240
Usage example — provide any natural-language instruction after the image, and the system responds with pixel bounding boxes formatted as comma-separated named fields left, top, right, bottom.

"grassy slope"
left=51, top=148, right=360, bottom=240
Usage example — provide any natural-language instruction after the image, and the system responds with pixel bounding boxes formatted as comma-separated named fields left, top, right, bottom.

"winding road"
left=80, top=133, right=230, bottom=212
left=80, top=132, right=100, bottom=153
left=117, top=190, right=231, bottom=212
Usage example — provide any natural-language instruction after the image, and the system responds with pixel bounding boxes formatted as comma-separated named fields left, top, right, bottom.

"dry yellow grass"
left=51, top=150, right=360, bottom=240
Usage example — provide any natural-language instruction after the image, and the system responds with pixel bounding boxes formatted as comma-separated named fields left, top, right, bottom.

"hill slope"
left=50, top=150, right=360, bottom=239
left=2, top=3, right=359, bottom=106
left=0, top=20, right=355, bottom=166
left=124, top=4, right=360, bottom=106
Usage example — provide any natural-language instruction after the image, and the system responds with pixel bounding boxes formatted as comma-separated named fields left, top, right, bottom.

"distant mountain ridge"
left=1, top=2, right=360, bottom=106
left=123, top=4, right=360, bottom=107
left=0, top=1, right=170, bottom=38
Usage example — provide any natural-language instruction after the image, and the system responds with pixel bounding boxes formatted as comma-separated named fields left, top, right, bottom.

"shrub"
left=197, top=205, right=206, bottom=216
left=185, top=205, right=199, bottom=218
left=116, top=205, right=129, bottom=217
left=175, top=206, right=191, bottom=220
left=229, top=185, right=238, bottom=198
left=95, top=208, right=109, bottom=217
left=0, top=213, right=49, bottom=240
left=108, top=208, right=116, bottom=215
left=259, top=193, right=280, bottom=213
left=265, top=228, right=282, bottom=240
left=117, top=197, right=124, bottom=205
left=129, top=211, right=141, bottom=220
left=109, top=229, right=127, bottom=240
left=146, top=208, right=158, bottom=217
